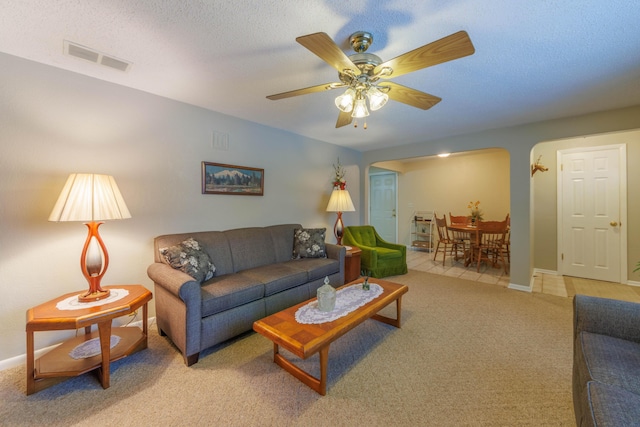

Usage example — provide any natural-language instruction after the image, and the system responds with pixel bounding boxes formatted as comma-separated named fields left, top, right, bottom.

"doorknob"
left=610, top=221, right=618, bottom=227
left=392, top=209, right=396, bottom=218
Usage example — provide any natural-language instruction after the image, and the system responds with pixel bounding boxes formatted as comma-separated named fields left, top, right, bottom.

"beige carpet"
left=0, top=271, right=575, bottom=426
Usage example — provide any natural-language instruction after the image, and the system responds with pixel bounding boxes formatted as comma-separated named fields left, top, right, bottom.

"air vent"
left=64, top=40, right=132, bottom=72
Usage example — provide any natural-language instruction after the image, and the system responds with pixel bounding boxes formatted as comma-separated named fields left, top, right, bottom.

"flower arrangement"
left=467, top=200, right=483, bottom=223
left=332, top=158, right=346, bottom=189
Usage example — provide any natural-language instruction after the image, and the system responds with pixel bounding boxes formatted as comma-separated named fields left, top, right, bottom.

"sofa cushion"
left=268, top=224, right=301, bottom=263
left=225, top=227, right=277, bottom=272
left=292, top=228, right=327, bottom=259
left=285, top=258, right=340, bottom=281
left=159, top=237, right=216, bottom=283
left=578, top=331, right=640, bottom=395
left=241, top=263, right=309, bottom=297
left=587, top=381, right=640, bottom=427
left=200, top=273, right=264, bottom=317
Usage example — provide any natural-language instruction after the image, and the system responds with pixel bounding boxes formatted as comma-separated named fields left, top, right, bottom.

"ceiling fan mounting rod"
left=349, top=31, right=373, bottom=53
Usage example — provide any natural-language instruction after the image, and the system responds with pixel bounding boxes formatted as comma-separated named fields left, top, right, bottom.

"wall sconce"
left=531, top=155, right=549, bottom=176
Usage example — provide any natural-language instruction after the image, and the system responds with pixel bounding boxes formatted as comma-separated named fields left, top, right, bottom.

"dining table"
left=447, top=224, right=480, bottom=267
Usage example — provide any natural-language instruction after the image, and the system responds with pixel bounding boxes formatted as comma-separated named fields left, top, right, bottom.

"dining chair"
left=449, top=213, right=469, bottom=226
left=500, top=214, right=511, bottom=264
left=433, top=214, right=462, bottom=266
left=449, top=213, right=471, bottom=258
left=471, top=216, right=509, bottom=273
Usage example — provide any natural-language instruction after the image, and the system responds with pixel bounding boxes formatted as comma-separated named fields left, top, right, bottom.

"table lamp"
left=49, top=174, right=131, bottom=302
left=326, top=188, right=355, bottom=245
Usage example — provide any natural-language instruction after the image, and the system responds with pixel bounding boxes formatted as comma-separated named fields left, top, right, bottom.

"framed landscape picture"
left=201, top=162, right=264, bottom=196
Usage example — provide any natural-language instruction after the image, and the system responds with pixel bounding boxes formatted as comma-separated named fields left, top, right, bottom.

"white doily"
left=69, top=335, right=121, bottom=359
left=295, top=283, right=383, bottom=324
left=56, top=288, right=129, bottom=311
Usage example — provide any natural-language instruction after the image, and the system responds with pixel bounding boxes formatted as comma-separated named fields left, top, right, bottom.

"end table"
left=344, top=246, right=362, bottom=283
left=25, top=284, right=152, bottom=395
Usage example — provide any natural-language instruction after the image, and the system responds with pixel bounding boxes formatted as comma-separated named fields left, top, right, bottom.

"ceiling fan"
left=266, top=30, right=475, bottom=129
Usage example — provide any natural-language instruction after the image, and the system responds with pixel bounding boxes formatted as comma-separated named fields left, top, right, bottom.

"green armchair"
left=342, top=225, right=407, bottom=278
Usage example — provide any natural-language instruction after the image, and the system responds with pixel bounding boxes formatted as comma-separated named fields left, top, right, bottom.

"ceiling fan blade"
left=296, top=32, right=360, bottom=75
left=375, top=31, right=475, bottom=79
left=336, top=110, right=353, bottom=128
left=382, top=82, right=441, bottom=110
left=267, top=82, right=343, bottom=100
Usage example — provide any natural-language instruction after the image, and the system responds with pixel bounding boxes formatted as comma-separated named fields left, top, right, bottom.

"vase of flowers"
left=332, top=158, right=346, bottom=189
left=467, top=200, right=483, bottom=225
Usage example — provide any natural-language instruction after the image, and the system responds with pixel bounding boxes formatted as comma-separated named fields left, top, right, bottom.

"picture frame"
left=201, top=162, right=264, bottom=195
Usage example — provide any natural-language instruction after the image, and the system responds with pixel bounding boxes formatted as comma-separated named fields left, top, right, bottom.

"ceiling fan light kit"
left=352, top=96, right=369, bottom=118
left=367, top=86, right=388, bottom=111
left=335, top=88, right=355, bottom=112
left=267, top=30, right=475, bottom=129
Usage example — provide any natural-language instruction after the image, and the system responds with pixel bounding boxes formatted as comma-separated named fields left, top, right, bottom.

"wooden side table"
left=344, top=246, right=362, bottom=283
left=25, top=284, right=152, bottom=395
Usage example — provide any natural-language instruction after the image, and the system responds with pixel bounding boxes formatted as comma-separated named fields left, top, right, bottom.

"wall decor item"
left=201, top=162, right=264, bottom=195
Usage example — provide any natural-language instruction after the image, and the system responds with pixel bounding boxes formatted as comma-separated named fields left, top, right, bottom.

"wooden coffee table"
left=253, top=278, right=408, bottom=395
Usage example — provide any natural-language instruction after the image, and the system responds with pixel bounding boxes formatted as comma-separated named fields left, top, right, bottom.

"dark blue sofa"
left=573, top=294, right=640, bottom=426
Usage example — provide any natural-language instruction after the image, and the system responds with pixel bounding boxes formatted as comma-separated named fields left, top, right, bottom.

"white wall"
left=0, top=52, right=361, bottom=362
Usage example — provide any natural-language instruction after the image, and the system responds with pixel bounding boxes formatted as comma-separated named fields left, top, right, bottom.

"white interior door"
left=559, top=146, right=625, bottom=282
left=369, top=172, right=397, bottom=242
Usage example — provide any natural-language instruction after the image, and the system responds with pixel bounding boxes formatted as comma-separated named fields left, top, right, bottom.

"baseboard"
left=0, top=317, right=155, bottom=372
left=509, top=282, right=532, bottom=293
left=627, top=279, right=640, bottom=287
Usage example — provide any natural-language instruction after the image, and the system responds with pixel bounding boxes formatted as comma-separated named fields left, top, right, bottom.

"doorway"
left=369, top=172, right=397, bottom=243
left=557, top=144, right=627, bottom=282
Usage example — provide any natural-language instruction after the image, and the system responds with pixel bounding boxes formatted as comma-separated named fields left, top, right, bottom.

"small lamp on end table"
left=49, top=173, right=131, bottom=302
left=326, top=188, right=355, bottom=245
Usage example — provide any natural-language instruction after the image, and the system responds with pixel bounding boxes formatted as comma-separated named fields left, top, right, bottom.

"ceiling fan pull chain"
left=352, top=120, right=367, bottom=130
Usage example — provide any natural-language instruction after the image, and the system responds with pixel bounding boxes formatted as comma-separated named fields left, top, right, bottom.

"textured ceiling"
left=2, top=1, right=640, bottom=151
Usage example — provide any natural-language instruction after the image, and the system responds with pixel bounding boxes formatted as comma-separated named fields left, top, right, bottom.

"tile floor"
left=407, top=248, right=511, bottom=288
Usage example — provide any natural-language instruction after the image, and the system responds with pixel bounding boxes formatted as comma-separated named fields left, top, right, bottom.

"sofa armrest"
left=325, top=243, right=343, bottom=261
left=147, top=262, right=201, bottom=304
left=574, top=294, right=640, bottom=343
left=326, top=243, right=346, bottom=282
left=147, top=262, right=203, bottom=361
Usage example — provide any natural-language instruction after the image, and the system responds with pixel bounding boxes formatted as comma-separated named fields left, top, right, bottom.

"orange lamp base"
left=78, top=222, right=111, bottom=303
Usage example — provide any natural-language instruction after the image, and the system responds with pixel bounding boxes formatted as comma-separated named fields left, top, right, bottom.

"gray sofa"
left=147, top=224, right=345, bottom=366
left=573, top=294, right=640, bottom=426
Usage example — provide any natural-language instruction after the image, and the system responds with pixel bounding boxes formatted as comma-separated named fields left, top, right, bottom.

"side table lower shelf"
left=35, top=327, right=146, bottom=382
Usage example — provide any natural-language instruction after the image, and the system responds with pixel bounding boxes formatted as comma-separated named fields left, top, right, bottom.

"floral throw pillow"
left=292, top=228, right=327, bottom=259
left=159, top=237, right=216, bottom=283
